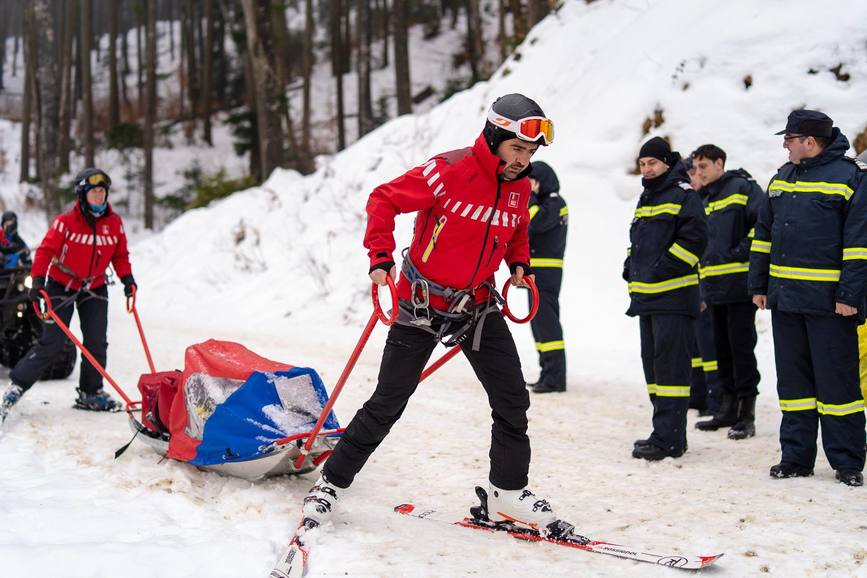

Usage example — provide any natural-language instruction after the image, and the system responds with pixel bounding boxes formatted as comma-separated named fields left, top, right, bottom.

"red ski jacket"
left=365, top=133, right=532, bottom=309
left=32, top=203, right=132, bottom=290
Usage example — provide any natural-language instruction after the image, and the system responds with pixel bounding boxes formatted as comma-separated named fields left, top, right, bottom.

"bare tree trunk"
left=136, top=2, right=143, bottom=114
left=527, top=0, right=552, bottom=27
left=240, top=0, right=286, bottom=179
left=379, top=0, right=389, bottom=69
left=509, top=0, right=527, bottom=47
left=33, top=0, right=63, bottom=216
left=184, top=0, right=200, bottom=134
left=357, top=0, right=373, bottom=137
left=19, top=5, right=33, bottom=183
left=80, top=0, right=95, bottom=166
left=270, top=1, right=299, bottom=158
left=331, top=0, right=345, bottom=150
left=302, top=0, right=313, bottom=163
left=201, top=0, right=214, bottom=145
left=143, top=0, right=156, bottom=229
left=108, top=0, right=120, bottom=127
left=169, top=0, right=175, bottom=61
left=497, top=0, right=507, bottom=63
left=58, top=0, right=77, bottom=174
left=120, top=4, right=130, bottom=110
left=466, top=0, right=486, bottom=82
left=393, top=0, right=411, bottom=115
left=0, top=2, right=6, bottom=92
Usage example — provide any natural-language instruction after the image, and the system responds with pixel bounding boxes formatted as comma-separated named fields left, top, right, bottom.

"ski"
left=268, top=519, right=318, bottom=578
left=394, top=488, right=723, bottom=571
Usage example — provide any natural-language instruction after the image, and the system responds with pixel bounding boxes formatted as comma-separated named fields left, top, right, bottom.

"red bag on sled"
left=137, top=370, right=181, bottom=435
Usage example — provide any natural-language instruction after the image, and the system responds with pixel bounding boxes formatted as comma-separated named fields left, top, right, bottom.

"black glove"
left=28, top=276, right=46, bottom=302
left=121, top=274, right=137, bottom=298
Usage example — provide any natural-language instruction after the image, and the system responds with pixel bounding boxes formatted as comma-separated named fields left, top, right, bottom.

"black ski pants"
left=771, top=311, right=865, bottom=471
left=709, top=301, right=759, bottom=401
left=528, top=267, right=566, bottom=388
left=639, top=314, right=692, bottom=453
left=11, top=280, right=108, bottom=394
left=323, top=311, right=531, bottom=490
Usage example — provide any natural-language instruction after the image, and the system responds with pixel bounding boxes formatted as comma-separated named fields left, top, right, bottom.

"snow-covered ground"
left=3, top=0, right=867, bottom=576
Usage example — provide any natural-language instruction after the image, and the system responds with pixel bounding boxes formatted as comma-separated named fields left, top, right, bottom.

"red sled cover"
left=137, top=370, right=181, bottom=434
left=165, top=339, right=292, bottom=462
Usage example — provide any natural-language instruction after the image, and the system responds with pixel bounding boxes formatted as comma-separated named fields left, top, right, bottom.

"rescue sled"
left=33, top=286, right=355, bottom=480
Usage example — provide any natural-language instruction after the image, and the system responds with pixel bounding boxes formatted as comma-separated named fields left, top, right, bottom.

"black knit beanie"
left=638, top=136, right=672, bottom=166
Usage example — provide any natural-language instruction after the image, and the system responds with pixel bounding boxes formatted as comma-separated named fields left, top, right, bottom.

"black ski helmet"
left=483, top=93, right=549, bottom=154
left=73, top=167, right=112, bottom=200
left=1, top=211, right=17, bottom=235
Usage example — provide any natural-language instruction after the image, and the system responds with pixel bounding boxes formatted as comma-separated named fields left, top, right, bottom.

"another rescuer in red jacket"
left=0, top=168, right=136, bottom=428
left=299, top=94, right=571, bottom=537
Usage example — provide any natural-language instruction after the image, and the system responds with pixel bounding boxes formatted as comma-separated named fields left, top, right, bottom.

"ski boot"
left=74, top=388, right=123, bottom=412
left=0, top=383, right=24, bottom=429
left=472, top=484, right=564, bottom=533
left=301, top=473, right=341, bottom=526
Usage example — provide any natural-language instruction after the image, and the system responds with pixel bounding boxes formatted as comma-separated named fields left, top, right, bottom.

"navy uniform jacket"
left=748, top=129, right=867, bottom=320
left=528, top=162, right=567, bottom=270
left=699, top=169, right=763, bottom=304
left=625, top=157, right=708, bottom=317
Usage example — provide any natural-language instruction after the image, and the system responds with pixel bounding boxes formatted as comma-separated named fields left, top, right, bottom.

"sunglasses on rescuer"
left=486, top=109, right=555, bottom=145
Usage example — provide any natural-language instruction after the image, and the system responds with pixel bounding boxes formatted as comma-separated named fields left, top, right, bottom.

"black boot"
left=533, top=382, right=566, bottom=394
left=835, top=470, right=864, bottom=487
left=695, top=394, right=738, bottom=431
left=769, top=462, right=813, bottom=479
left=631, top=443, right=685, bottom=461
left=727, top=396, right=756, bottom=440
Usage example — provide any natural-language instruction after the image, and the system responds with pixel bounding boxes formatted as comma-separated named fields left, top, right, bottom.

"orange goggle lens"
left=86, top=173, right=111, bottom=187
left=517, top=117, right=554, bottom=145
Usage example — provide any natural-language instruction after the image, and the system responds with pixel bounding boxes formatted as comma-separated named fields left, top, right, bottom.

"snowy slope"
left=3, top=1, right=867, bottom=577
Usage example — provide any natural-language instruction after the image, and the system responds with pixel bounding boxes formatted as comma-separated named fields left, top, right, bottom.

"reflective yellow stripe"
left=699, top=262, right=749, bottom=278
left=702, top=360, right=718, bottom=372
left=655, top=385, right=691, bottom=398
left=842, top=247, right=867, bottom=261
left=770, top=264, right=840, bottom=282
left=628, top=274, right=699, bottom=294
left=626, top=247, right=632, bottom=256
left=748, top=227, right=755, bottom=239
left=646, top=383, right=658, bottom=395
left=668, top=242, right=699, bottom=267
left=691, top=357, right=703, bottom=368
left=536, top=340, right=565, bottom=352
left=529, top=205, right=540, bottom=220
left=817, top=400, right=865, bottom=416
left=634, top=203, right=682, bottom=219
left=769, top=179, right=854, bottom=200
left=531, top=258, right=564, bottom=268
left=705, top=194, right=748, bottom=215
left=559, top=206, right=569, bottom=217
left=779, top=397, right=817, bottom=412
left=750, top=239, right=771, bottom=254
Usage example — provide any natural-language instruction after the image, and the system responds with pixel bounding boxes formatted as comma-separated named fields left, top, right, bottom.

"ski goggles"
left=487, top=109, right=555, bottom=145
left=81, top=171, right=111, bottom=189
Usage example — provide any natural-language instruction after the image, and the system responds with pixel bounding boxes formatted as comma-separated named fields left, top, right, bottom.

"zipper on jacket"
left=466, top=179, right=502, bottom=289
left=421, top=215, right=447, bottom=263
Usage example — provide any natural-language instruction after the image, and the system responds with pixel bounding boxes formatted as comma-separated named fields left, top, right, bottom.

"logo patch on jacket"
left=101, top=225, right=110, bottom=234
left=508, top=191, right=520, bottom=208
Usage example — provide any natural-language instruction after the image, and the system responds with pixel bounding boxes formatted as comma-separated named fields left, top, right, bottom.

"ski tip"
left=394, top=503, right=415, bottom=515
left=699, top=553, right=724, bottom=567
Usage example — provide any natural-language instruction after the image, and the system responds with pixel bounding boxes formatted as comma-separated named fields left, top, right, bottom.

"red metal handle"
left=372, top=275, right=398, bottom=325
left=292, top=276, right=399, bottom=469
left=33, top=289, right=135, bottom=411
left=419, top=346, right=461, bottom=383
left=125, top=285, right=157, bottom=375
left=501, top=276, right=539, bottom=324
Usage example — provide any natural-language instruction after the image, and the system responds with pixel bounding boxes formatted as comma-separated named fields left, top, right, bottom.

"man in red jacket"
left=0, top=168, right=136, bottom=428
left=300, top=94, right=565, bottom=535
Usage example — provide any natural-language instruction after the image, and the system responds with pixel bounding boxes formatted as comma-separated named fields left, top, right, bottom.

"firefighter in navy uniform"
left=625, top=137, right=708, bottom=461
left=525, top=161, right=568, bottom=394
left=750, top=110, right=867, bottom=487
left=691, top=144, right=763, bottom=441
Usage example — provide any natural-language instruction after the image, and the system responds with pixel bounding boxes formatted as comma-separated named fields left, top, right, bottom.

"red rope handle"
left=126, top=285, right=157, bottom=374
left=501, top=276, right=539, bottom=324
left=372, top=275, right=398, bottom=325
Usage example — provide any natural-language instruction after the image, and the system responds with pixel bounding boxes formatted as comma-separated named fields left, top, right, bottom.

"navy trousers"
left=690, top=309, right=720, bottom=411
left=771, top=311, right=865, bottom=471
left=639, top=314, right=692, bottom=453
left=710, top=301, right=760, bottom=401
left=528, top=268, right=566, bottom=388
